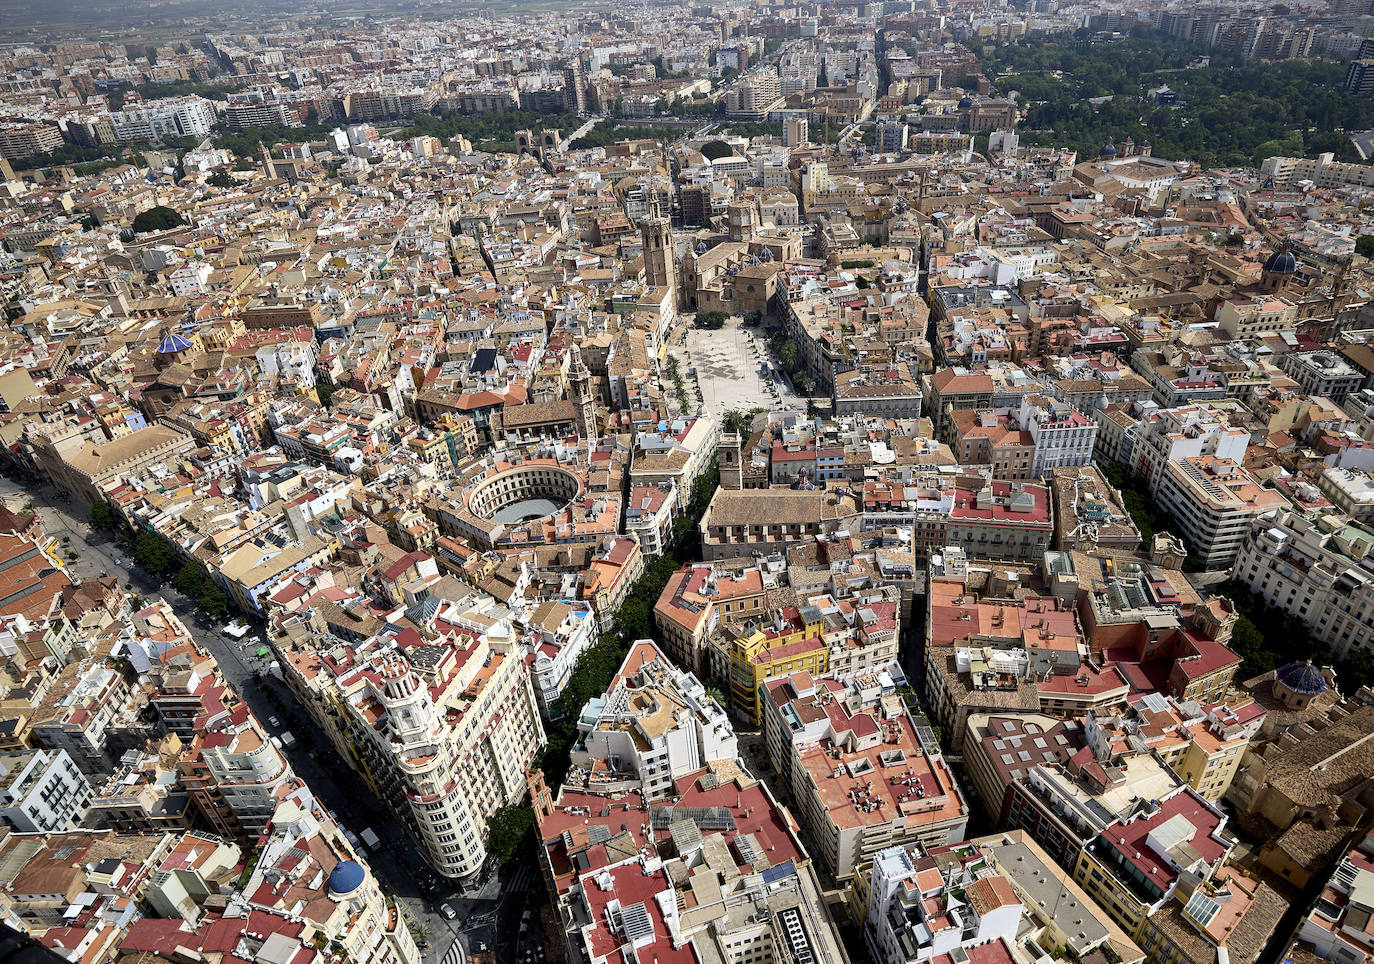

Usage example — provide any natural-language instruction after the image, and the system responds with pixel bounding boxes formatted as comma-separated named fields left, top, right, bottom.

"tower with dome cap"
left=1261, top=241, right=1298, bottom=292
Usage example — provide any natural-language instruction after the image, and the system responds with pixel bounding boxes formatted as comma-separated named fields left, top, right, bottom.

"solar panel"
left=1184, top=890, right=1220, bottom=928
left=650, top=805, right=737, bottom=831
left=761, top=860, right=797, bottom=885
left=620, top=902, right=654, bottom=944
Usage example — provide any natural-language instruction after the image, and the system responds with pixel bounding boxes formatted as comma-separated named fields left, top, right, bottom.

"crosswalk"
left=439, top=937, right=465, bottom=964
left=502, top=861, right=532, bottom=895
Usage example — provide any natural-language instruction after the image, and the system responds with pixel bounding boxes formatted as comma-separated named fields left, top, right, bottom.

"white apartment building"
left=273, top=607, right=545, bottom=882
left=623, top=483, right=676, bottom=558
left=1262, top=151, right=1374, bottom=189
left=1278, top=350, right=1366, bottom=401
left=169, top=262, right=213, bottom=297
left=1153, top=455, right=1288, bottom=568
left=1292, top=833, right=1374, bottom=964
left=523, top=599, right=598, bottom=714
left=629, top=414, right=717, bottom=511
left=1233, top=509, right=1374, bottom=660
left=866, top=844, right=1023, bottom=964
left=568, top=639, right=736, bottom=800
left=0, top=749, right=91, bottom=833
left=1131, top=404, right=1249, bottom=489
left=1021, top=394, right=1096, bottom=478
left=1318, top=467, right=1374, bottom=524
left=197, top=707, right=298, bottom=839
left=110, top=95, right=218, bottom=141
left=725, top=71, right=783, bottom=119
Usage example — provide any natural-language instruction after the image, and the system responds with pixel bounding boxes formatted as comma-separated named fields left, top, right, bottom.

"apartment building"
left=522, top=599, right=598, bottom=714
left=1262, top=151, right=1374, bottom=189
left=1152, top=455, right=1286, bottom=568
left=1215, top=295, right=1299, bottom=339
left=1123, top=694, right=1253, bottom=802
left=761, top=668, right=968, bottom=882
left=1279, top=349, right=1367, bottom=401
left=534, top=762, right=844, bottom=964
left=922, top=563, right=1126, bottom=752
left=865, top=842, right=1022, bottom=964
left=272, top=608, right=545, bottom=882
left=715, top=584, right=900, bottom=724
left=976, top=831, right=1146, bottom=964
left=725, top=70, right=783, bottom=119
left=1232, top=510, right=1374, bottom=661
left=943, top=480, right=1054, bottom=562
left=1071, top=785, right=1231, bottom=940
left=1289, top=832, right=1374, bottom=963
left=653, top=562, right=766, bottom=675
left=1317, top=467, right=1374, bottom=524
left=1129, top=404, right=1248, bottom=486
left=0, top=748, right=90, bottom=832
left=109, top=95, right=218, bottom=140
left=962, top=713, right=1083, bottom=820
left=29, top=661, right=137, bottom=775
left=179, top=702, right=296, bottom=842
left=566, top=639, right=736, bottom=800
left=1021, top=394, right=1097, bottom=477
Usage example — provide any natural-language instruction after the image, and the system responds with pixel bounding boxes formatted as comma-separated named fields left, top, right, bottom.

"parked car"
left=439, top=903, right=457, bottom=920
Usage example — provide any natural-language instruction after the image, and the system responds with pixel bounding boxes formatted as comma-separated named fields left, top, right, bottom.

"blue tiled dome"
left=1099, top=138, right=1117, bottom=158
left=958, top=96, right=973, bottom=110
left=1263, top=248, right=1297, bottom=275
left=157, top=331, right=193, bottom=354
left=328, top=860, right=366, bottom=896
left=1275, top=661, right=1326, bottom=696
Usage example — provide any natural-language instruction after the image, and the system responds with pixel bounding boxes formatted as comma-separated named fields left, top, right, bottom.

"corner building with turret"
left=269, top=607, right=546, bottom=883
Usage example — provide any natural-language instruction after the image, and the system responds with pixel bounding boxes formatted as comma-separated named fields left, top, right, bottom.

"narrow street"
left=0, top=475, right=540, bottom=964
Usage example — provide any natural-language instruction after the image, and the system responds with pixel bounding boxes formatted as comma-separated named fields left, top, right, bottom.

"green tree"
left=88, top=501, right=120, bottom=532
left=485, top=804, right=534, bottom=863
left=778, top=340, right=801, bottom=373
left=570, top=120, right=678, bottom=150
left=699, top=140, right=734, bottom=161
left=132, top=533, right=178, bottom=577
left=696, top=310, right=728, bottom=329
left=131, top=205, right=185, bottom=234
left=1358, top=235, right=1374, bottom=259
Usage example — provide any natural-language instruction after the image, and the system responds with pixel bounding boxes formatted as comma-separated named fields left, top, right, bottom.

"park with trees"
left=978, top=30, right=1374, bottom=166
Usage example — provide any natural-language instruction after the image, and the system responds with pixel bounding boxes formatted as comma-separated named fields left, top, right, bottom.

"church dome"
left=157, top=331, right=193, bottom=354
left=1098, top=138, right=1117, bottom=158
left=1275, top=661, right=1327, bottom=696
left=957, top=96, right=973, bottom=109
left=328, top=860, right=366, bottom=897
left=1263, top=247, right=1297, bottom=275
